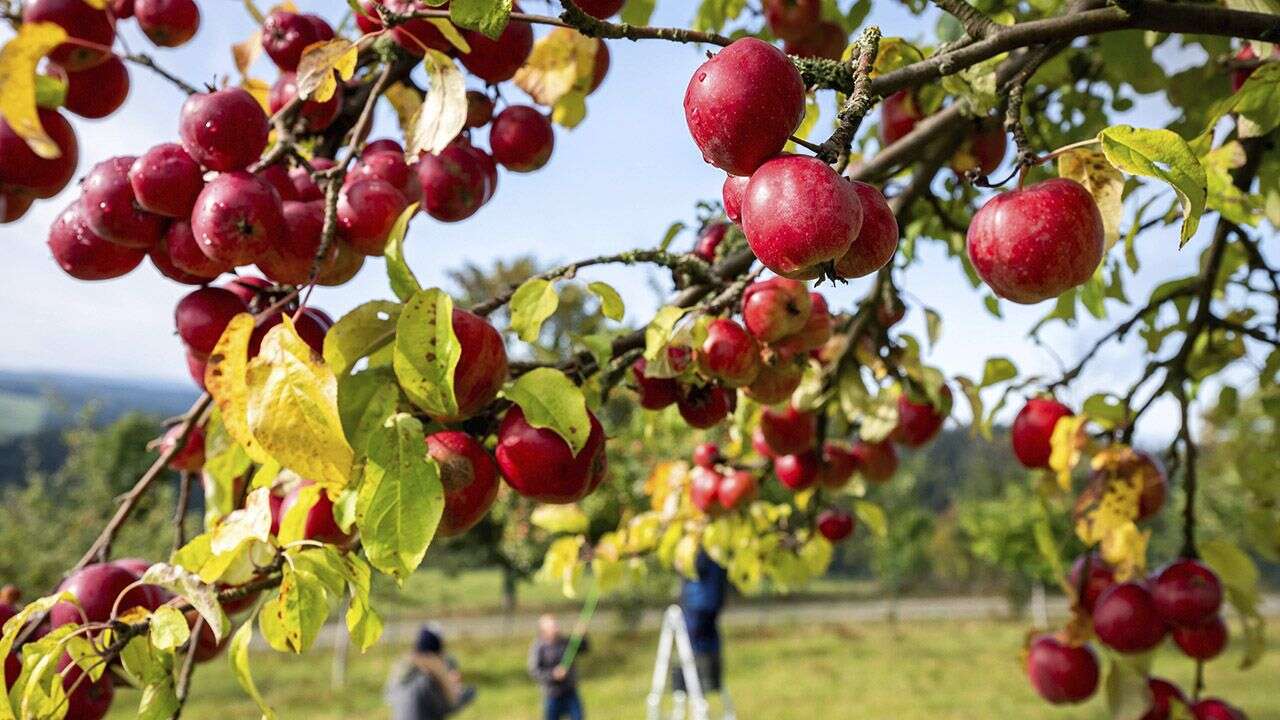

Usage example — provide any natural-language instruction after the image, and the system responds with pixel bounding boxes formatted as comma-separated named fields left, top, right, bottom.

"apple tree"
left=1, top=0, right=1279, bottom=718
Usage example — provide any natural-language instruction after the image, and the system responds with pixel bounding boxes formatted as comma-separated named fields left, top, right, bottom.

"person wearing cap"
left=386, top=625, right=475, bottom=720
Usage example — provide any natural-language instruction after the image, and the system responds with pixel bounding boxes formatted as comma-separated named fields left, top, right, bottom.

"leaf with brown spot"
left=295, top=39, right=358, bottom=103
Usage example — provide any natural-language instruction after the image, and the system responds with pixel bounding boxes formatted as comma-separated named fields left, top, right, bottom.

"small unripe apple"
left=849, top=439, right=897, bottom=483
left=722, top=175, right=748, bottom=224
left=759, top=405, right=815, bottom=457
left=743, top=353, right=805, bottom=405
left=742, top=277, right=812, bottom=343
left=697, top=318, right=759, bottom=387
left=426, top=431, right=501, bottom=537
left=1092, top=582, right=1168, bottom=653
left=279, top=483, right=352, bottom=546
left=966, top=178, right=1105, bottom=304
left=1151, top=558, right=1222, bottom=627
left=690, top=466, right=724, bottom=514
left=1191, top=698, right=1248, bottom=720
left=677, top=383, right=735, bottom=429
left=630, top=357, right=680, bottom=410
left=693, top=223, right=728, bottom=263
left=1025, top=635, right=1099, bottom=704
left=816, top=442, right=857, bottom=489
left=879, top=90, right=923, bottom=147
left=717, top=470, right=756, bottom=510
left=833, top=181, right=898, bottom=279
left=774, top=451, right=819, bottom=491
left=1011, top=397, right=1073, bottom=469
left=1068, top=553, right=1115, bottom=613
left=692, top=442, right=722, bottom=469
left=1144, top=677, right=1188, bottom=720
left=742, top=155, right=863, bottom=277
left=762, top=0, right=820, bottom=42
left=892, top=386, right=951, bottom=448
left=1172, top=615, right=1227, bottom=660
left=179, top=87, right=270, bottom=172
left=683, top=38, right=806, bottom=176
left=816, top=508, right=854, bottom=542
left=496, top=406, right=608, bottom=504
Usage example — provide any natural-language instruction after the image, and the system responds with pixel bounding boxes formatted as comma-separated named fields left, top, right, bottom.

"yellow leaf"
left=0, top=22, right=70, bottom=159
left=428, top=18, right=471, bottom=54
left=552, top=91, right=586, bottom=129
left=1074, top=446, right=1153, bottom=580
left=241, top=77, right=272, bottom=113
left=245, top=316, right=354, bottom=491
left=81, top=0, right=108, bottom=8
left=407, top=50, right=466, bottom=156
left=232, top=31, right=262, bottom=77
left=513, top=28, right=597, bottom=107
left=384, top=82, right=424, bottom=147
left=1048, top=414, right=1089, bottom=491
left=296, top=39, right=359, bottom=103
left=1058, top=148, right=1124, bottom=249
left=205, top=313, right=273, bottom=464
left=1098, top=521, right=1149, bottom=581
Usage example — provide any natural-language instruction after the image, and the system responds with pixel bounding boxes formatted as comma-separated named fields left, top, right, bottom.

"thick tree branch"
left=817, top=26, right=881, bottom=164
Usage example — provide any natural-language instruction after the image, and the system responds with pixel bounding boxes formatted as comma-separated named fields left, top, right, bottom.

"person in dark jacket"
left=675, top=551, right=729, bottom=694
left=386, top=625, right=475, bottom=720
left=528, top=614, right=588, bottom=720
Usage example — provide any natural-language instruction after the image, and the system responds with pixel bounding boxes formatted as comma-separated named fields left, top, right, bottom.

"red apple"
left=58, top=653, right=114, bottom=719
left=352, top=150, right=422, bottom=205
left=784, top=21, right=846, bottom=61
left=774, top=451, right=819, bottom=491
left=1093, top=582, right=1168, bottom=653
left=833, top=181, right=898, bottom=279
left=496, top=406, right=607, bottom=504
left=179, top=87, right=270, bottom=172
left=47, top=200, right=146, bottom=281
left=59, top=55, right=130, bottom=119
left=1143, top=677, right=1188, bottom=720
left=1192, top=698, right=1248, bottom=720
left=0, top=108, right=78, bottom=198
left=81, top=156, right=167, bottom=250
left=741, top=277, right=812, bottom=343
left=742, top=353, right=805, bottom=405
left=50, top=562, right=154, bottom=628
left=630, top=357, right=680, bottom=410
left=257, top=199, right=329, bottom=285
left=337, top=179, right=408, bottom=257
left=762, top=0, right=820, bottom=42
left=269, top=71, right=342, bottom=132
left=742, top=155, right=863, bottom=277
left=693, top=223, right=728, bottom=263
left=175, top=286, right=249, bottom=356
left=23, top=0, right=115, bottom=71
left=892, top=385, right=950, bottom=448
left=160, top=423, right=205, bottom=472
left=426, top=431, right=501, bottom=537
left=134, top=0, right=200, bottom=47
left=431, top=309, right=508, bottom=423
left=1025, top=635, right=1099, bottom=704
left=279, top=482, right=352, bottom=545
left=417, top=141, right=488, bottom=221
left=816, top=508, right=854, bottom=542
left=191, top=171, right=286, bottom=266
left=163, top=221, right=228, bottom=280
left=752, top=429, right=775, bottom=458
left=677, top=383, right=735, bottom=429
left=489, top=106, right=554, bottom=173
left=1151, top=558, right=1222, bottom=627
left=1011, top=397, right=1073, bottom=469
left=459, top=11, right=534, bottom=83
left=1172, top=615, right=1227, bottom=660
left=574, top=0, right=624, bottom=19
left=722, top=174, right=748, bottom=224
left=465, top=90, right=494, bottom=128
left=1068, top=553, right=1115, bottom=613
left=697, top=318, right=759, bottom=387
left=759, top=405, right=815, bottom=456
left=129, top=143, right=205, bottom=218
left=951, top=120, right=1007, bottom=176
left=879, top=90, right=923, bottom=147
left=719, top=471, right=756, bottom=511
left=772, top=292, right=831, bottom=359
left=967, top=178, right=1105, bottom=304
left=690, top=466, right=724, bottom=514
left=261, top=10, right=327, bottom=71
left=816, top=442, right=857, bottom=488
left=850, top=439, right=897, bottom=483
left=381, top=0, right=453, bottom=56
left=683, top=38, right=806, bottom=176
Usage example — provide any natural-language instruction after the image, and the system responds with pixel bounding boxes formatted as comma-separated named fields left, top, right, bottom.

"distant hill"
left=0, top=370, right=198, bottom=485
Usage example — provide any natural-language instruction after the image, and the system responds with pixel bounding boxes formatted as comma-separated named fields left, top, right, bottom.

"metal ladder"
left=645, top=605, right=736, bottom=720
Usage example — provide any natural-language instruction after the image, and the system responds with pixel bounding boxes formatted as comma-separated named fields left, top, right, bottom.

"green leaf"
left=924, top=308, right=941, bottom=350
left=1199, top=537, right=1267, bottom=668
left=1083, top=393, right=1127, bottom=430
left=658, top=222, right=685, bottom=251
left=136, top=679, right=180, bottom=720
left=229, top=622, right=277, bottom=720
left=33, top=74, right=66, bottom=109
left=148, top=606, right=190, bottom=651
left=853, top=500, right=887, bottom=539
left=324, top=300, right=402, bottom=376
left=337, top=367, right=402, bottom=455
left=979, top=357, right=1016, bottom=387
left=588, top=281, right=625, bottom=321
left=693, top=0, right=747, bottom=32
left=1097, top=125, right=1207, bottom=246
left=356, top=413, right=445, bottom=579
left=620, top=0, right=656, bottom=24
left=409, top=51, right=467, bottom=156
left=259, top=548, right=343, bottom=653
left=502, top=367, right=591, bottom=455
left=393, top=288, right=462, bottom=420
left=1104, top=651, right=1154, bottom=720
left=340, top=554, right=384, bottom=651
left=450, top=0, right=512, bottom=39
left=384, top=203, right=423, bottom=301
left=643, top=305, right=689, bottom=366
left=509, top=278, right=560, bottom=344
left=531, top=505, right=589, bottom=534
left=983, top=295, right=1002, bottom=318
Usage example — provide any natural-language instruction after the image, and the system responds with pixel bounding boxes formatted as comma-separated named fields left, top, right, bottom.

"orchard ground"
left=105, top=615, right=1280, bottom=720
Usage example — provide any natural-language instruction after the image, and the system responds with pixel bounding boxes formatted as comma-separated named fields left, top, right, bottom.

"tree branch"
left=817, top=26, right=881, bottom=164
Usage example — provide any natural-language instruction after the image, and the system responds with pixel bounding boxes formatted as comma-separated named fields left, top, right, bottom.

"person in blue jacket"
left=674, top=550, right=729, bottom=696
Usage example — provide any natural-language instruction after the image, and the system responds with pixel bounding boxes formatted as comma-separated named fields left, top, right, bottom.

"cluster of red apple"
left=685, top=38, right=900, bottom=281
left=762, top=0, right=846, bottom=61
left=1, top=556, right=224, bottom=720
left=0, top=0, right=198, bottom=225
left=1028, top=554, right=1246, bottom=720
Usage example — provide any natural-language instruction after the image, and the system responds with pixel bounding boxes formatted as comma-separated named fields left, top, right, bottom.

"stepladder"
left=646, top=605, right=736, bottom=720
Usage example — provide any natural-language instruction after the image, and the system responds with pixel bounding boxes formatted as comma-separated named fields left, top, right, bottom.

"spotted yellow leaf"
left=1058, top=148, right=1124, bottom=249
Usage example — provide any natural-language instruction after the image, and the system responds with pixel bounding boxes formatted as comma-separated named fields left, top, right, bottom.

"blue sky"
left=0, top=1, right=1256, bottom=445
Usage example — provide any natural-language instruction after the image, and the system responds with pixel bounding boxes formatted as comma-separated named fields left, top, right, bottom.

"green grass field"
left=107, top=617, right=1279, bottom=719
